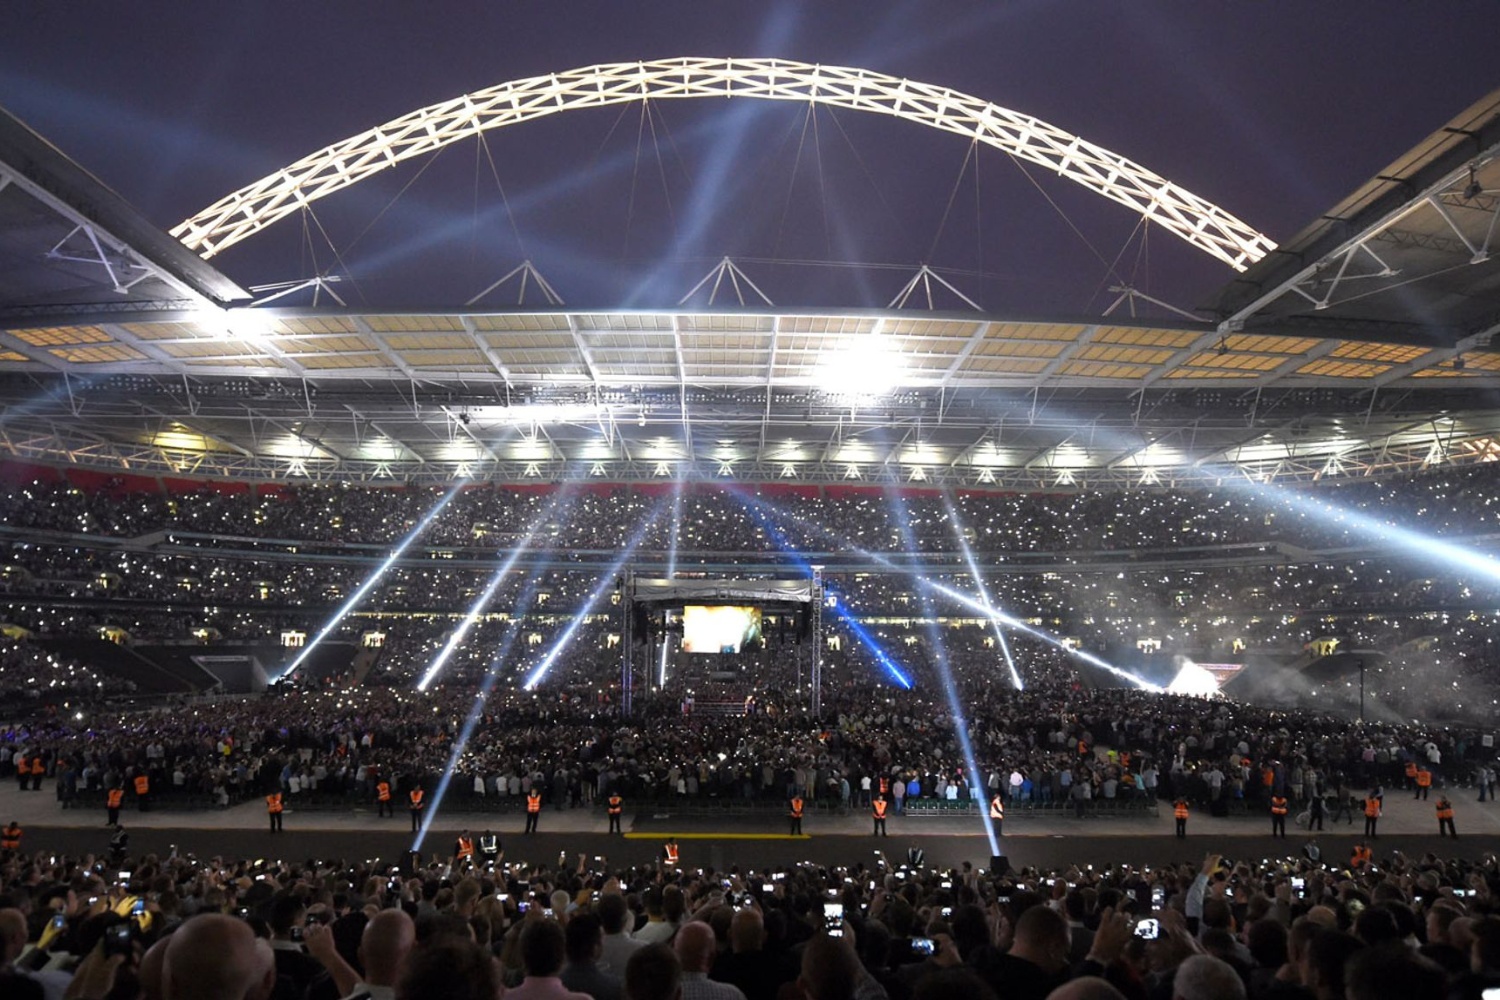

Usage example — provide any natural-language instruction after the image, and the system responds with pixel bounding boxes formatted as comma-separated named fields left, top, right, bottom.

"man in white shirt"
left=597, top=894, right=643, bottom=976
left=632, top=886, right=684, bottom=945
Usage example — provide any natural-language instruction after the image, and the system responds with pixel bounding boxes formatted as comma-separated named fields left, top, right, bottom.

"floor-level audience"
left=2, top=843, right=1495, bottom=1000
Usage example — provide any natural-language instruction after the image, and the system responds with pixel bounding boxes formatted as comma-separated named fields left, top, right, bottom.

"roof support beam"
left=563, top=314, right=602, bottom=386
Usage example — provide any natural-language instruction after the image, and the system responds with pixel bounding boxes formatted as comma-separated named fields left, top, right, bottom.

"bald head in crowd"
left=164, top=914, right=275, bottom=1000
left=674, top=921, right=717, bottom=973
left=360, top=909, right=417, bottom=987
left=1173, top=954, right=1246, bottom=1000
left=1047, top=978, right=1128, bottom=1000
left=1010, top=905, right=1072, bottom=974
left=729, top=908, right=765, bottom=953
left=0, top=908, right=28, bottom=965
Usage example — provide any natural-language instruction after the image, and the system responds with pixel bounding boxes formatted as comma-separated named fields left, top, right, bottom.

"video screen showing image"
left=681, top=605, right=763, bottom=654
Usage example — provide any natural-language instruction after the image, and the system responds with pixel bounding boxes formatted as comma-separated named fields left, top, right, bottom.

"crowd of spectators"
left=0, top=640, right=133, bottom=712
left=11, top=462, right=1500, bottom=552
left=6, top=465, right=1500, bottom=716
left=4, top=840, right=1500, bottom=1000
left=0, top=466, right=1499, bottom=825
left=4, top=470, right=1500, bottom=996
left=3, top=662, right=1497, bottom=828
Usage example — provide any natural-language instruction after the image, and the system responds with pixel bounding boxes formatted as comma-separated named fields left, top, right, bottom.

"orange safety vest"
left=30, top=756, right=41, bottom=775
left=456, top=836, right=474, bottom=858
left=377, top=781, right=391, bottom=802
left=0, top=824, right=19, bottom=850
left=15, top=758, right=28, bottom=776
left=134, top=774, right=149, bottom=795
left=1405, top=761, right=1419, bottom=779
left=1174, top=801, right=1189, bottom=820
left=1364, top=797, right=1380, bottom=818
left=990, top=796, right=1005, bottom=819
left=527, top=791, right=541, bottom=814
left=873, top=799, right=888, bottom=819
left=1416, top=770, right=1432, bottom=788
left=878, top=777, right=890, bottom=796
left=107, top=788, right=123, bottom=809
left=1351, top=845, right=1372, bottom=867
left=1436, top=800, right=1454, bottom=820
left=267, top=793, right=283, bottom=814
left=1078, top=739, right=1088, bottom=756
left=790, top=797, right=804, bottom=819
left=664, top=843, right=679, bottom=865
left=1271, top=796, right=1288, bottom=816
left=608, top=795, right=623, bottom=815
left=410, top=789, right=424, bottom=810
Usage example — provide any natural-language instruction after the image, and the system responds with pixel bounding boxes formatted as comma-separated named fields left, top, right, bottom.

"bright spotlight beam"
left=1228, top=474, right=1500, bottom=583
left=942, top=494, right=1023, bottom=690
left=925, top=580, right=1163, bottom=692
left=413, top=548, right=561, bottom=851
left=414, top=489, right=578, bottom=691
left=667, top=477, right=684, bottom=579
left=827, top=593, right=913, bottom=689
left=414, top=560, right=514, bottom=693
left=277, top=482, right=464, bottom=681
left=882, top=490, right=998, bottom=857
left=737, top=491, right=1159, bottom=691
left=521, top=503, right=665, bottom=691
left=728, top=489, right=911, bottom=690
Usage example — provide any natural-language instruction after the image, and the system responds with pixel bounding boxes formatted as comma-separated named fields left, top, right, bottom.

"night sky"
left=3, top=2, right=1495, bottom=318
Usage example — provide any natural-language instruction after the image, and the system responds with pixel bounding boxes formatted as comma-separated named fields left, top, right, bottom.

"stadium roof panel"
left=1208, top=87, right=1500, bottom=350
left=3, top=307, right=1497, bottom=391
left=3, top=95, right=1500, bottom=487
left=0, top=105, right=248, bottom=317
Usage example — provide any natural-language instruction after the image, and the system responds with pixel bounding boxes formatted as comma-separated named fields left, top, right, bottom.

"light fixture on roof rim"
left=1463, top=165, right=1482, bottom=201
left=817, top=333, right=906, bottom=398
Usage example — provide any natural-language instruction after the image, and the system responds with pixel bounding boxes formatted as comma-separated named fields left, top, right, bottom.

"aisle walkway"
left=8, top=778, right=1498, bottom=842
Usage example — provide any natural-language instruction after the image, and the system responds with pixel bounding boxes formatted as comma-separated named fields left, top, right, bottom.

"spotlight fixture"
left=1463, top=166, right=1482, bottom=201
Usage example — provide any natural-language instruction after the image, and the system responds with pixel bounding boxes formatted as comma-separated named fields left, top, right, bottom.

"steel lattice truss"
left=170, top=57, right=1277, bottom=270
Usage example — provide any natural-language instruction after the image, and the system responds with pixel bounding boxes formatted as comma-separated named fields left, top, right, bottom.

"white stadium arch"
left=172, top=57, right=1276, bottom=270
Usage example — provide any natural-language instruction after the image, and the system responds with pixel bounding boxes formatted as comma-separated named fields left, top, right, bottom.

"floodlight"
left=817, top=335, right=905, bottom=397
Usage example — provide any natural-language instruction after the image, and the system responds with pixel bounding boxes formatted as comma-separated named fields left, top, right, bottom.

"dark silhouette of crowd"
left=3, top=840, right=1500, bottom=1000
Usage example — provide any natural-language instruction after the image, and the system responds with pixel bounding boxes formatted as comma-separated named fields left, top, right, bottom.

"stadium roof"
left=1, top=90, right=1498, bottom=490
left=1208, top=88, right=1500, bottom=356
